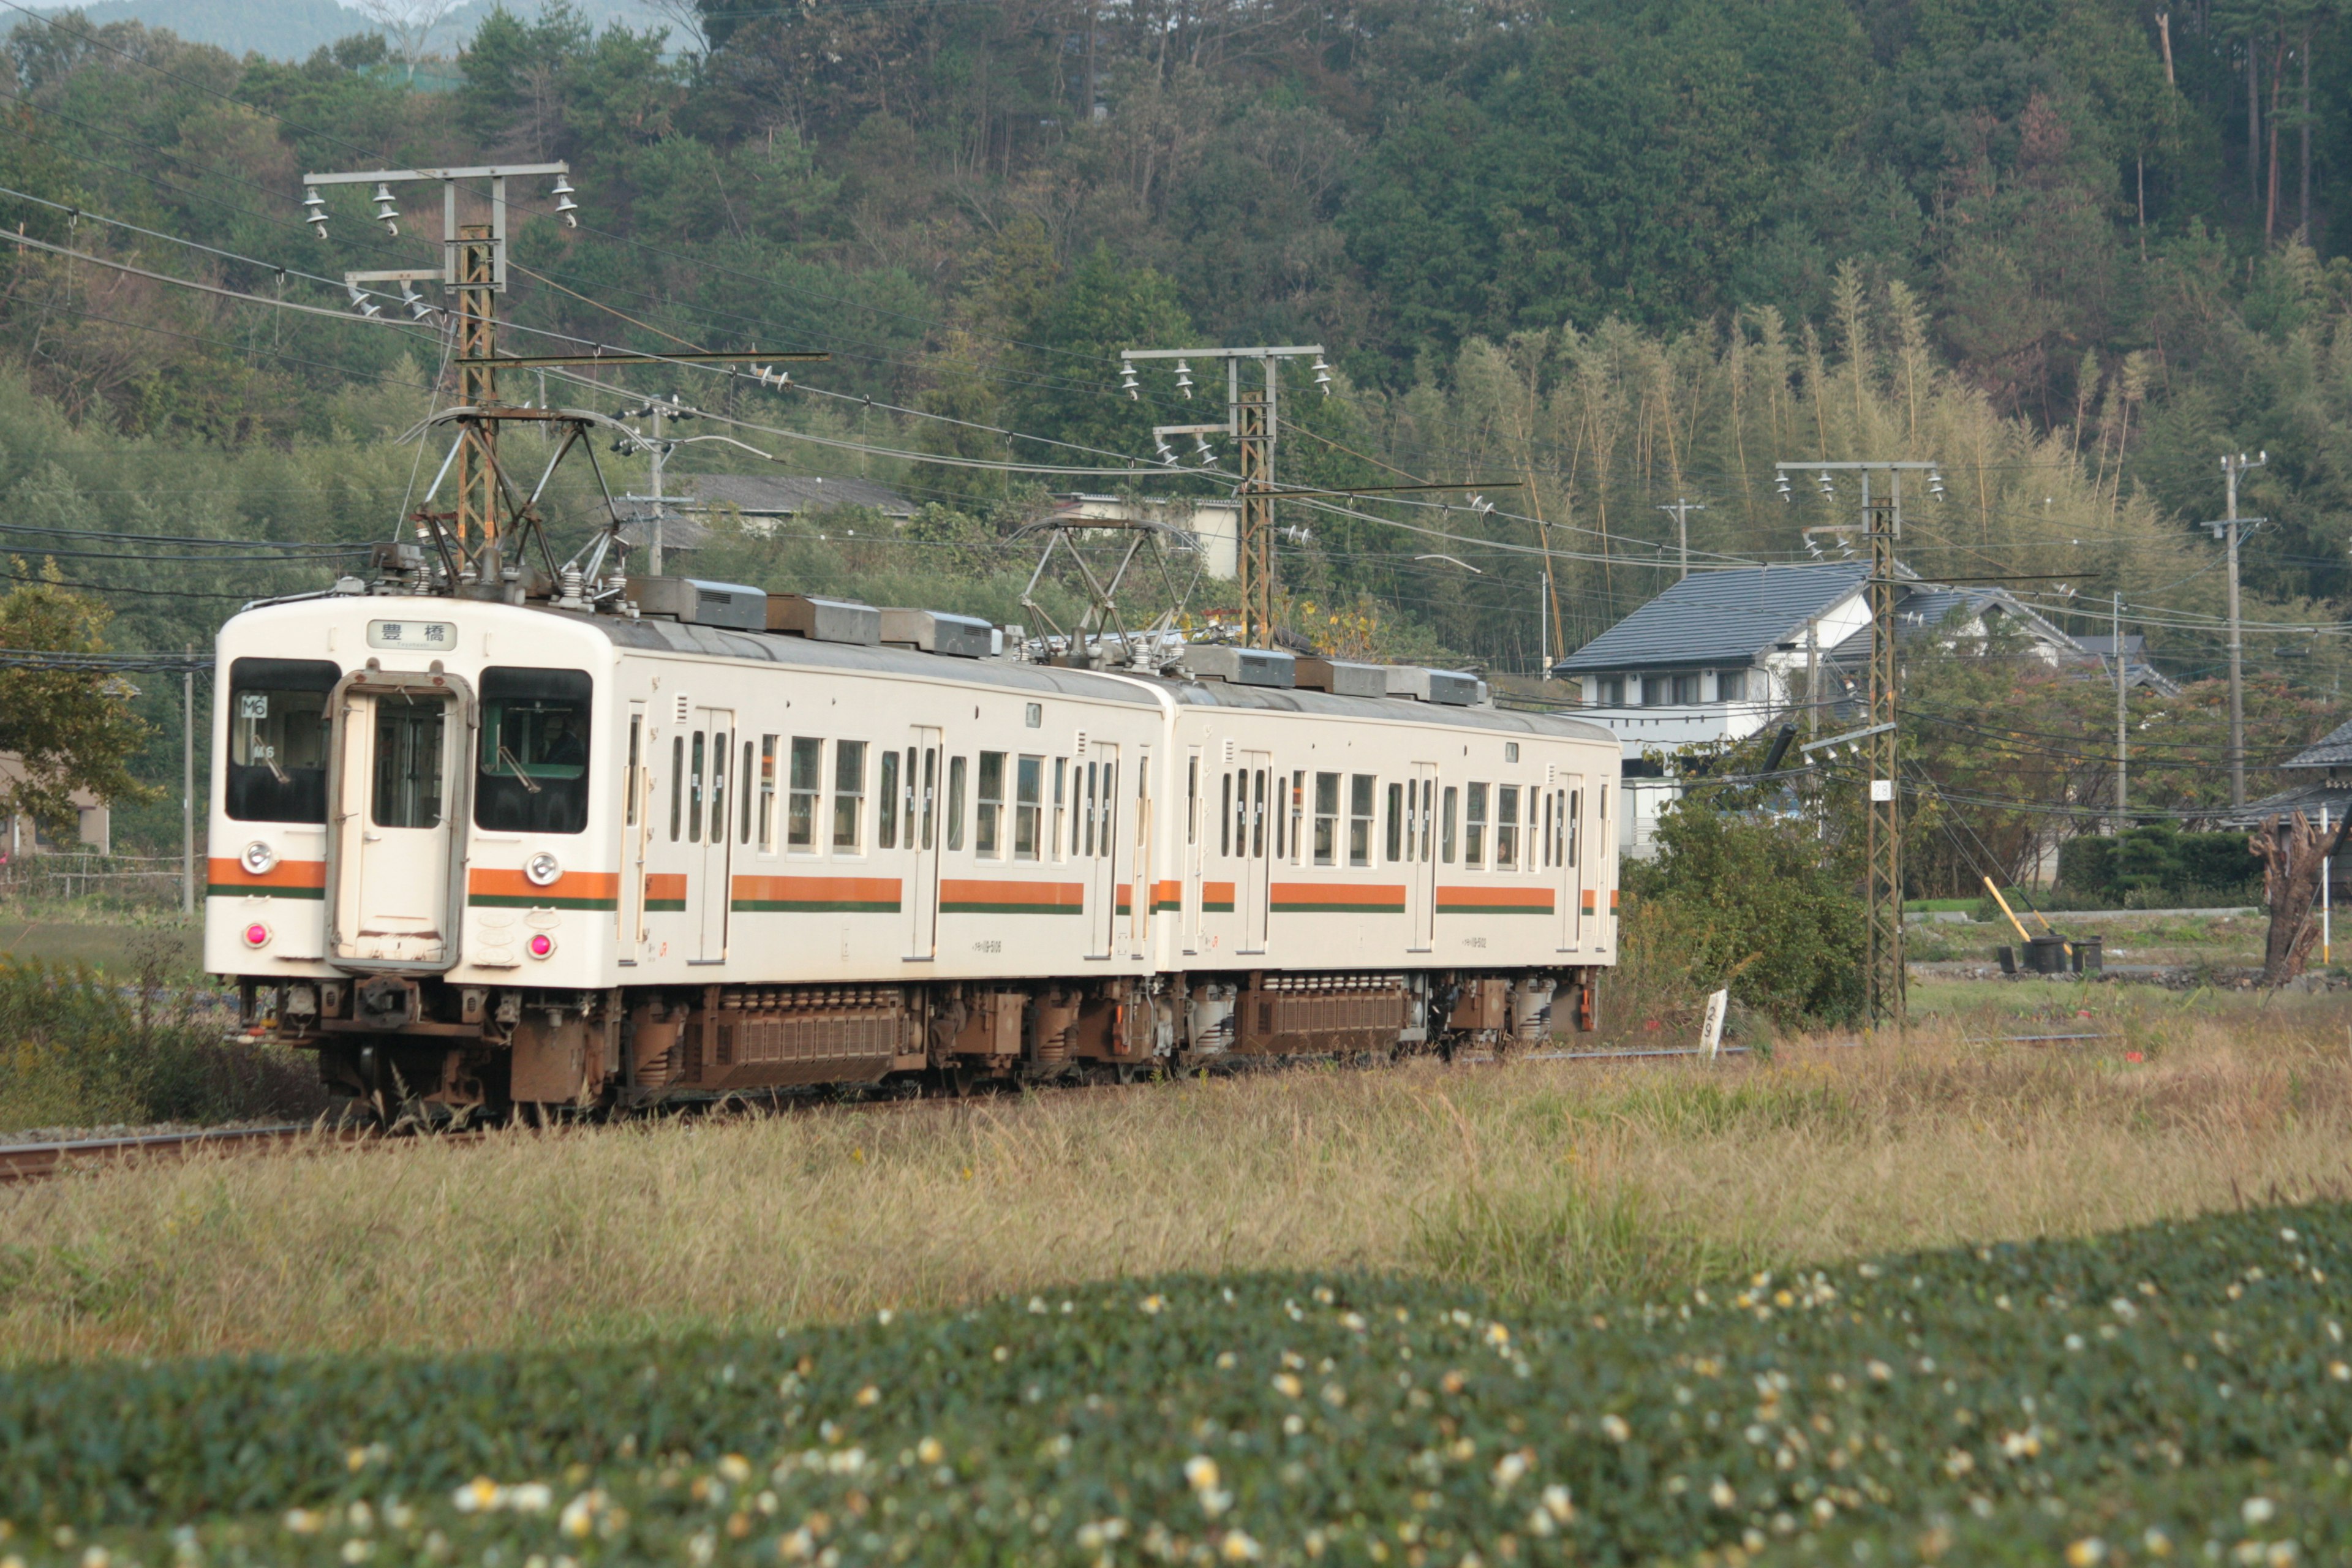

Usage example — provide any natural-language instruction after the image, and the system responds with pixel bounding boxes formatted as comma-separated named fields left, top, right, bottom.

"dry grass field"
left=4, top=984, right=2349, bottom=1366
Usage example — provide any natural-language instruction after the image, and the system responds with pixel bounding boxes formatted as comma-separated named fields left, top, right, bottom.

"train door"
left=1182, top=747, right=1204, bottom=955
left=619, top=702, right=649, bottom=963
left=1240, top=749, right=1270, bottom=954
left=1128, top=746, right=1152, bottom=957
left=1561, top=777, right=1584, bottom=951
left=1409, top=761, right=1439, bottom=952
left=329, top=682, right=464, bottom=969
left=1087, top=744, right=1119, bottom=960
left=692, top=706, right=733, bottom=963
left=905, top=726, right=941, bottom=960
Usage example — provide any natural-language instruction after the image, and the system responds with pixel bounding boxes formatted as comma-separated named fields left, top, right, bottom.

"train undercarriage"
left=235, top=967, right=1601, bottom=1121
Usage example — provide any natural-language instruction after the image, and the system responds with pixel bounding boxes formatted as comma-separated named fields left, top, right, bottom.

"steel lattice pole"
left=1865, top=473, right=1904, bottom=1027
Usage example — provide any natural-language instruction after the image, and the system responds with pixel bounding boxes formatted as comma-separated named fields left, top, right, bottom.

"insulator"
left=1816, top=471, right=1835, bottom=497
left=1175, top=359, right=1194, bottom=399
left=1928, top=467, right=1948, bottom=500
left=1155, top=439, right=1177, bottom=466
left=1775, top=472, right=1794, bottom=503
left=1311, top=355, right=1333, bottom=394
left=1193, top=435, right=1216, bottom=463
left=301, top=189, right=329, bottom=237
left=554, top=193, right=579, bottom=227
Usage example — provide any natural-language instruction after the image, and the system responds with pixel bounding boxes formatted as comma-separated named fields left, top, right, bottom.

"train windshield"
left=475, top=666, right=592, bottom=834
left=225, top=658, right=337, bottom=823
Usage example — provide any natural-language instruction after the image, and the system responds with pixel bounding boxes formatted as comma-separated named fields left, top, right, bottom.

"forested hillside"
left=6, top=0, right=2352, bottom=852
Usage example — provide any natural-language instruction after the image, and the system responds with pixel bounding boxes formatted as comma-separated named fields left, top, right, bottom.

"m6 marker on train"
left=206, top=567, right=1621, bottom=1118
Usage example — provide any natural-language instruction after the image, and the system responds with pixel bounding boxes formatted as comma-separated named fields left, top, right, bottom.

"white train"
left=205, top=578, right=1621, bottom=1114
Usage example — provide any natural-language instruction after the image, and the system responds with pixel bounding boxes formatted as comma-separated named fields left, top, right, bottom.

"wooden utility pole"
left=2207, top=450, right=2267, bottom=811
left=2113, top=592, right=2128, bottom=832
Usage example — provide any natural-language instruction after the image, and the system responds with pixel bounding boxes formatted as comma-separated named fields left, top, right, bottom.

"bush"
left=0, top=1204, right=2346, bottom=1564
left=2056, top=826, right=2263, bottom=907
left=1623, top=802, right=1864, bottom=1028
left=0, top=957, right=324, bottom=1130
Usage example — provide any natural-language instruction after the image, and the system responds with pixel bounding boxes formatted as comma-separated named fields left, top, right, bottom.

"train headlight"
left=525, top=852, right=562, bottom=887
left=526, top=933, right=556, bottom=960
left=241, top=921, right=272, bottom=949
left=241, top=840, right=277, bottom=875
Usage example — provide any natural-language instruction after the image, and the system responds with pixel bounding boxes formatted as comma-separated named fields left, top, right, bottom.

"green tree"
left=0, top=582, right=153, bottom=842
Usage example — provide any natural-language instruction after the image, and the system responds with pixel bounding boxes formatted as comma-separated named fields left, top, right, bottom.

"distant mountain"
left=13, top=0, right=669, bottom=61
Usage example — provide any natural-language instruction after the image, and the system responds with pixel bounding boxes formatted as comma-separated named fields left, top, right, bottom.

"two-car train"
left=205, top=578, right=1622, bottom=1116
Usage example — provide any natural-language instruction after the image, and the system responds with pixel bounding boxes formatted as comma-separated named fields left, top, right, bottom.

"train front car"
left=206, top=596, right=622, bottom=1120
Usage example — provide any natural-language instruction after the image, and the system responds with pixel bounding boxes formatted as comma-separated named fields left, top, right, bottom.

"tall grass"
left=0, top=957, right=323, bottom=1132
left=3, top=996, right=2350, bottom=1363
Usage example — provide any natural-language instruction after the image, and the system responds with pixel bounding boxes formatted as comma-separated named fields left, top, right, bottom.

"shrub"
left=0, top=957, right=324, bottom=1130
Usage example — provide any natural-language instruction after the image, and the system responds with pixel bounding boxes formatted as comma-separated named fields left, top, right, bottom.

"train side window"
left=904, top=748, right=919, bottom=850
left=1101, top=763, right=1117, bottom=854
left=1568, top=789, right=1580, bottom=866
left=878, top=749, right=900, bottom=850
left=1232, top=771, right=1248, bottom=858
left=1289, top=771, right=1305, bottom=864
left=669, top=736, right=684, bottom=841
left=1464, top=783, right=1488, bottom=869
left=1348, top=774, right=1374, bottom=867
left=1185, top=757, right=1197, bottom=847
left=787, top=737, right=821, bottom=849
left=1015, top=755, right=1043, bottom=860
left=1441, top=786, right=1458, bottom=864
left=687, top=731, right=706, bottom=844
left=625, top=716, right=641, bottom=829
left=1057, top=758, right=1071, bottom=859
left=1219, top=771, right=1233, bottom=857
left=1313, top=772, right=1339, bottom=866
left=921, top=748, right=938, bottom=850
left=225, top=657, right=337, bottom=824
left=758, top=737, right=778, bottom=850
left=1252, top=768, right=1267, bottom=858
left=1496, top=785, right=1518, bottom=870
left=975, top=751, right=1005, bottom=858
left=1272, top=769, right=1284, bottom=859
left=1421, top=782, right=1434, bottom=863
left=1385, top=782, right=1404, bottom=863
left=1599, top=783, right=1608, bottom=823
left=946, top=755, right=968, bottom=851
left=834, top=741, right=867, bottom=852
left=741, top=739, right=755, bottom=845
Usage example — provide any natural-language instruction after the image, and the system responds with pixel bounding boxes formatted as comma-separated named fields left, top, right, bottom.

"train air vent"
left=1183, top=645, right=1295, bottom=689
left=1384, top=666, right=1483, bottom=706
left=1292, top=657, right=1389, bottom=698
left=878, top=608, right=993, bottom=658
left=628, top=576, right=769, bottom=631
left=766, top=594, right=882, bottom=646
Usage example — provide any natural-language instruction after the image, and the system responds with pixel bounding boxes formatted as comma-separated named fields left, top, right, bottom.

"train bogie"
left=207, top=589, right=1620, bottom=1117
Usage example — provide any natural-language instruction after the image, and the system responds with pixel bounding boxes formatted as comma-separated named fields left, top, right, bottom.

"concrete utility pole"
left=181, top=649, right=195, bottom=916
left=1657, top=497, right=1705, bottom=580
left=2113, top=592, right=2128, bottom=834
left=2207, top=450, right=2268, bottom=810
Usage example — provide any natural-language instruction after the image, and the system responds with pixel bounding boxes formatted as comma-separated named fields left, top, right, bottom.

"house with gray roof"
left=1550, top=562, right=2097, bottom=854
left=2225, top=717, right=2352, bottom=831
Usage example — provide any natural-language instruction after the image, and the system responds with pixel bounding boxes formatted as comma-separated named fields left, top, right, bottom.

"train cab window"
left=372, top=695, right=447, bottom=829
left=1349, top=774, right=1374, bottom=867
left=758, top=737, right=778, bottom=850
left=1441, top=786, right=1458, bottom=863
left=787, top=737, right=821, bottom=849
left=1464, top=783, right=1488, bottom=869
left=1313, top=772, right=1339, bottom=866
left=1015, top=755, right=1043, bottom=860
left=1496, top=785, right=1519, bottom=870
left=870, top=747, right=894, bottom=846
left=946, top=755, right=968, bottom=851
left=477, top=668, right=592, bottom=835
left=833, top=741, right=866, bottom=851
left=1385, top=782, right=1404, bottom=863
left=975, top=751, right=1005, bottom=858
left=669, top=737, right=684, bottom=841
left=225, top=657, right=337, bottom=824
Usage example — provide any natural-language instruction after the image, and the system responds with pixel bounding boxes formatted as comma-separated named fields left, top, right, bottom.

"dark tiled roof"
left=1552, top=563, right=1871, bottom=674
left=672, top=473, right=915, bottom=517
left=2282, top=717, right=2352, bottom=770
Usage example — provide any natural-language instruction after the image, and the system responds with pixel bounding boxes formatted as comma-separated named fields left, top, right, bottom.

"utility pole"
left=618, top=396, right=690, bottom=576
left=1657, top=497, right=1705, bottom=580
left=2113, top=592, right=2128, bottom=834
left=1777, top=459, right=1939, bottom=1029
left=2206, top=450, right=2267, bottom=810
left=304, top=162, right=821, bottom=591
left=1121, top=345, right=1330, bottom=649
left=181, top=649, right=195, bottom=916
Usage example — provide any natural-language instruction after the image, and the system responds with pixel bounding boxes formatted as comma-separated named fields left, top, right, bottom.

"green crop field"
left=1, top=1204, right=2346, bottom=1567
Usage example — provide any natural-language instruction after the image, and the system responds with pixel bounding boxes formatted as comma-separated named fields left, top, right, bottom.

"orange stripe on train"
left=205, top=858, right=326, bottom=899
left=1434, top=886, right=1554, bottom=913
left=939, top=878, right=1085, bottom=914
left=468, top=868, right=619, bottom=909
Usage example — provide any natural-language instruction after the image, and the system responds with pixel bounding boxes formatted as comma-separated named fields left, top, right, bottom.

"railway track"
left=0, top=1123, right=367, bottom=1185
